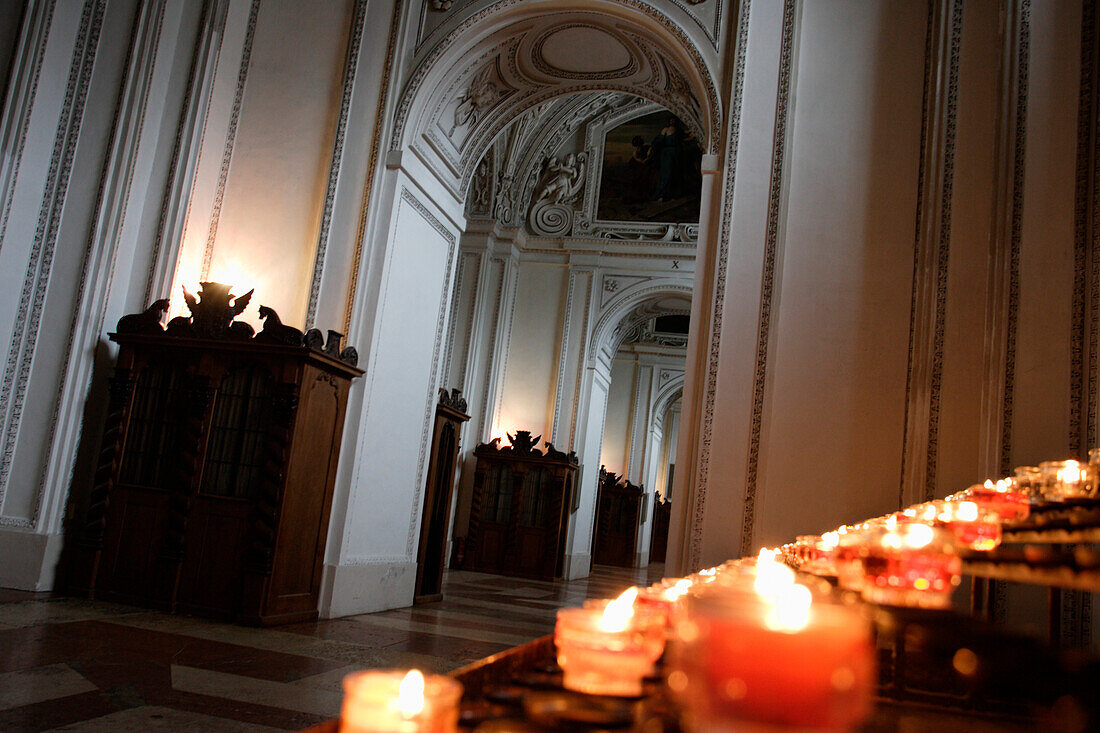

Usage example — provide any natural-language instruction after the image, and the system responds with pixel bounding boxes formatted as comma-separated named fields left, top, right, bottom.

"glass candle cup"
left=555, top=606, right=665, bottom=697
left=860, top=523, right=960, bottom=609
left=1039, top=460, right=1098, bottom=501
left=834, top=527, right=869, bottom=592
left=340, top=670, right=462, bottom=733
left=948, top=480, right=1029, bottom=522
left=668, top=587, right=875, bottom=732
left=935, top=500, right=1002, bottom=551
left=1013, top=466, right=1042, bottom=499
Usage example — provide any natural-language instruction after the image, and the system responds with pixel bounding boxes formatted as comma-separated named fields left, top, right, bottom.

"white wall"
left=494, top=261, right=567, bottom=441
left=322, top=169, right=461, bottom=616
left=172, top=0, right=355, bottom=328
left=600, top=357, right=635, bottom=475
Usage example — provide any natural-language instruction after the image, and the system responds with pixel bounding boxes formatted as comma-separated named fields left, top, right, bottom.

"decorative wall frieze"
left=0, top=0, right=106, bottom=525
left=1075, top=0, right=1100, bottom=456
left=996, top=0, right=1030, bottom=479
left=307, top=0, right=367, bottom=327
left=739, top=0, right=801, bottom=557
left=897, top=0, right=964, bottom=510
left=687, top=0, right=752, bottom=570
left=200, top=0, right=260, bottom=281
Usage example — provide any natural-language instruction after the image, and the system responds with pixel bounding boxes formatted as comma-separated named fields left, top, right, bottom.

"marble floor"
left=0, top=565, right=662, bottom=731
left=0, top=563, right=1042, bottom=732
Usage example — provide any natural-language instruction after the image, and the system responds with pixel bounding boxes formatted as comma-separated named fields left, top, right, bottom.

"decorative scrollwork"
left=528, top=200, right=573, bottom=236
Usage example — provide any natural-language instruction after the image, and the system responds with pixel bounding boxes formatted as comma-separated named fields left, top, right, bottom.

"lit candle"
left=668, top=553, right=874, bottom=730
left=636, top=578, right=693, bottom=631
left=556, top=587, right=665, bottom=696
left=860, top=522, right=960, bottom=609
left=1039, top=459, right=1097, bottom=501
left=340, top=669, right=462, bottom=733
left=948, top=479, right=1029, bottom=521
left=937, top=500, right=1002, bottom=551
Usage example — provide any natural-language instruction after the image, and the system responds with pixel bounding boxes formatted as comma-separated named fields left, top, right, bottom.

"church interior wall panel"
left=600, top=356, right=635, bottom=477
left=339, top=185, right=456, bottom=565
left=495, top=261, right=567, bottom=440
left=170, top=0, right=256, bottom=319
left=1011, top=0, right=1082, bottom=466
left=302, top=0, right=399, bottom=334
left=566, top=369, right=609, bottom=579
left=934, top=0, right=1001, bottom=495
left=190, top=0, right=354, bottom=328
left=689, top=0, right=790, bottom=570
left=1, top=0, right=142, bottom=526
left=753, top=0, right=927, bottom=549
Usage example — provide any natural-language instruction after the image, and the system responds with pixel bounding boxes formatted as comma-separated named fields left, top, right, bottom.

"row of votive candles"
left=334, top=454, right=1100, bottom=731
left=780, top=451, right=1100, bottom=611
left=555, top=552, right=875, bottom=731
left=337, top=552, right=875, bottom=732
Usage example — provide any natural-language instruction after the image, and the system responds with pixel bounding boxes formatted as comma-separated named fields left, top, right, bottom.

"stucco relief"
left=399, top=4, right=722, bottom=201
left=446, top=62, right=508, bottom=141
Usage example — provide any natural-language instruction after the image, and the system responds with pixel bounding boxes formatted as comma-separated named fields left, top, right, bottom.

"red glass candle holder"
left=340, top=670, right=462, bottom=733
left=555, top=606, right=665, bottom=697
left=668, top=588, right=875, bottom=732
left=860, top=524, right=960, bottom=609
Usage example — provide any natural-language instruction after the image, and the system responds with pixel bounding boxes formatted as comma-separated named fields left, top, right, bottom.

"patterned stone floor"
left=0, top=565, right=662, bottom=731
left=0, top=564, right=1038, bottom=732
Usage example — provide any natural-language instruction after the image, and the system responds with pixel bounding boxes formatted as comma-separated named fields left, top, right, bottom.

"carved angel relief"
left=534, top=153, right=586, bottom=206
left=447, top=64, right=503, bottom=140
left=527, top=152, right=588, bottom=236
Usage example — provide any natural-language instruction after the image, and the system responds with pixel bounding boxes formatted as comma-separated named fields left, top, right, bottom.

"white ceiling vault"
left=391, top=0, right=722, bottom=202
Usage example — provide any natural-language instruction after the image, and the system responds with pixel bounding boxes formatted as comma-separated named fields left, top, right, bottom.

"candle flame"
left=764, top=582, right=813, bottom=632
left=665, top=578, right=693, bottom=601
left=754, top=548, right=795, bottom=598
left=396, top=669, right=425, bottom=717
left=1058, top=461, right=1085, bottom=484
left=598, top=587, right=637, bottom=632
left=903, top=523, right=935, bottom=549
left=955, top=501, right=979, bottom=522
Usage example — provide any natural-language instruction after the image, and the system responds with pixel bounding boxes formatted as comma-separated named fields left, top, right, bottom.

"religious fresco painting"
left=597, top=111, right=703, bottom=224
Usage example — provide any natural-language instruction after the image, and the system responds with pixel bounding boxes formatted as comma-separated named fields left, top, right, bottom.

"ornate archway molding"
left=390, top=0, right=722, bottom=201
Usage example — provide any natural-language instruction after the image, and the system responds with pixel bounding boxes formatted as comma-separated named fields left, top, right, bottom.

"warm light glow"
left=954, top=501, right=979, bottom=522
left=885, top=514, right=899, bottom=531
left=753, top=549, right=796, bottom=598
left=821, top=531, right=840, bottom=550
left=903, top=523, right=935, bottom=549
left=665, top=578, right=693, bottom=601
left=396, top=669, right=425, bottom=717
left=1058, top=461, right=1086, bottom=484
left=599, top=587, right=638, bottom=632
left=763, top=582, right=813, bottom=632
left=984, top=479, right=995, bottom=490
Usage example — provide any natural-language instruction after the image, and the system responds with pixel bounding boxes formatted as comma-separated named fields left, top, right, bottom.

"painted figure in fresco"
left=650, top=117, right=685, bottom=202
left=626, top=135, right=654, bottom=204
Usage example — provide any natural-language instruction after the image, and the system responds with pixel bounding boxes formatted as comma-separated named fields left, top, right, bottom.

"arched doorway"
left=321, top=0, right=722, bottom=614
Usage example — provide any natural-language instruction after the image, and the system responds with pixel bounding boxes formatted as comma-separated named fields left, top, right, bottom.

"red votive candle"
left=952, top=479, right=1029, bottom=522
left=556, top=588, right=665, bottom=696
left=669, top=583, right=874, bottom=731
left=340, top=669, right=462, bottom=733
left=860, top=522, right=960, bottom=609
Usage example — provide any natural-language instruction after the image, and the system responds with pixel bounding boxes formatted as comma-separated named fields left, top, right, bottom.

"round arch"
left=390, top=0, right=722, bottom=199
left=587, top=278, right=693, bottom=366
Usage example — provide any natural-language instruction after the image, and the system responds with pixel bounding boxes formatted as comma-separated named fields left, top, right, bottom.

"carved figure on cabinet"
left=255, top=305, right=304, bottom=346
left=116, top=299, right=169, bottom=334
left=181, top=282, right=254, bottom=339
